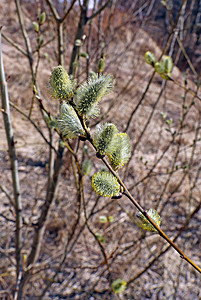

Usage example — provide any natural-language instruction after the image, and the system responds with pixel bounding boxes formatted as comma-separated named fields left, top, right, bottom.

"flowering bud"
left=93, top=123, right=118, bottom=155
left=91, top=171, right=120, bottom=197
left=49, top=66, right=75, bottom=100
left=136, top=209, right=161, bottom=232
left=107, top=133, right=131, bottom=170
left=57, top=102, right=85, bottom=138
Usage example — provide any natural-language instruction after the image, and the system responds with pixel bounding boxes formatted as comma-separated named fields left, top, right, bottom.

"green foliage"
left=57, top=102, right=86, bottom=138
left=91, top=171, right=120, bottom=197
left=75, top=73, right=113, bottom=118
left=112, top=279, right=127, bottom=293
left=93, top=122, right=118, bottom=155
left=107, top=133, right=131, bottom=170
left=136, top=209, right=161, bottom=232
left=49, top=66, right=75, bottom=100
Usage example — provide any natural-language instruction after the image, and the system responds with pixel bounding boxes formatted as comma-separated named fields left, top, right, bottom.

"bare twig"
left=1, top=32, right=28, bottom=57
left=0, top=28, right=23, bottom=286
left=9, top=101, right=58, bottom=155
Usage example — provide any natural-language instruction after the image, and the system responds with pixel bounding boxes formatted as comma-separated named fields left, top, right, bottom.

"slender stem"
left=14, top=0, right=34, bottom=80
left=87, top=0, right=112, bottom=21
left=57, top=22, right=64, bottom=65
left=1, top=32, right=28, bottom=57
left=9, top=101, right=58, bottom=154
left=0, top=29, right=23, bottom=286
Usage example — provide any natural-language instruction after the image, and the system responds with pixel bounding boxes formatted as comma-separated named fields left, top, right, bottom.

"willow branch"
left=77, top=112, right=201, bottom=274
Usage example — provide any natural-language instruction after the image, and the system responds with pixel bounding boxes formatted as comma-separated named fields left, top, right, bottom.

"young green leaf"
left=107, top=133, right=131, bottom=170
left=57, top=102, right=86, bottom=138
left=136, top=209, right=161, bottom=233
left=91, top=171, right=120, bottom=197
left=75, top=73, right=113, bottom=118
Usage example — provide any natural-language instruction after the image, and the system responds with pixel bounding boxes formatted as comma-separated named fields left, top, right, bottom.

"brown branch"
left=87, top=0, right=112, bottom=22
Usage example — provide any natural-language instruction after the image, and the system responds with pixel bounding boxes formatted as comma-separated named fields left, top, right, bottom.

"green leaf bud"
left=108, top=216, right=114, bottom=222
left=75, top=74, right=113, bottom=118
left=136, top=209, right=161, bottom=232
left=99, top=215, right=108, bottom=223
left=37, top=37, right=44, bottom=46
left=162, top=55, right=173, bottom=74
left=107, top=133, right=131, bottom=171
left=57, top=102, right=86, bottom=139
left=112, top=279, right=127, bottom=294
left=93, top=123, right=118, bottom=155
left=144, top=51, right=156, bottom=66
left=39, top=12, right=46, bottom=25
left=75, top=39, right=82, bottom=46
left=43, top=112, right=57, bottom=129
left=154, top=61, right=165, bottom=74
left=49, top=66, right=75, bottom=100
left=73, top=61, right=79, bottom=68
left=82, top=159, right=92, bottom=175
left=80, top=52, right=89, bottom=59
left=91, top=171, right=120, bottom=197
left=95, top=233, right=106, bottom=243
left=32, top=22, right=39, bottom=33
left=98, top=57, right=105, bottom=73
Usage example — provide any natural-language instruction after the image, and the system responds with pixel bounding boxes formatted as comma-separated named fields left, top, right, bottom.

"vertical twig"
left=0, top=28, right=22, bottom=292
left=14, top=0, right=34, bottom=79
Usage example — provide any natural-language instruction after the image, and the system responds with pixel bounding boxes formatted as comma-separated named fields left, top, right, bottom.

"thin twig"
left=0, top=29, right=23, bottom=287
left=1, top=32, right=28, bottom=57
left=9, top=101, right=58, bottom=155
